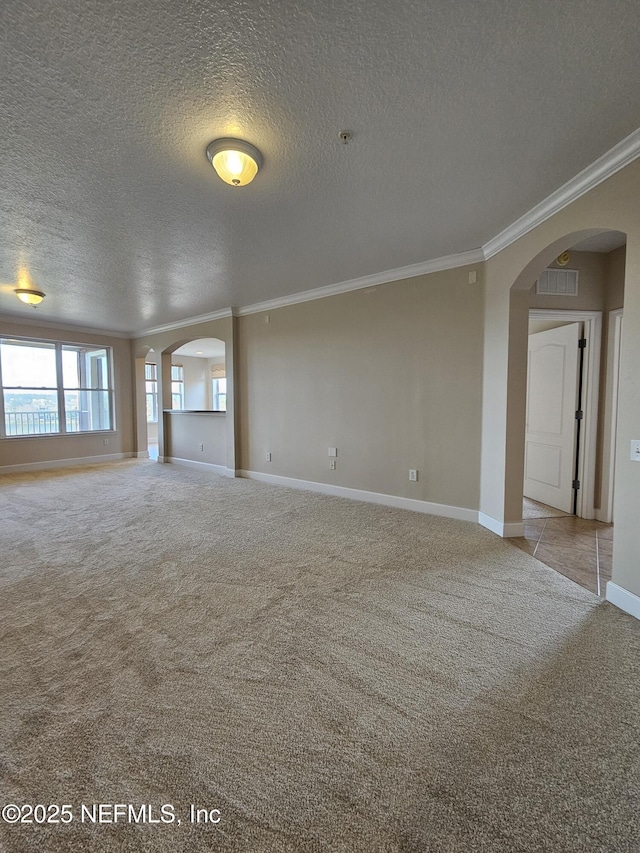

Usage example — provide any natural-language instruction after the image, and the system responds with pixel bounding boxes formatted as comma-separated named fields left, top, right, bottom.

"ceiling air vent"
left=536, top=268, right=579, bottom=296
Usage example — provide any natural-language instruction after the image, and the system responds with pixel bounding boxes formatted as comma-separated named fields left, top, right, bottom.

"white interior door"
left=524, top=323, right=581, bottom=512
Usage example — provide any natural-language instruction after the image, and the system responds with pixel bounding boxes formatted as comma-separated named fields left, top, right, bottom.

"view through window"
left=171, top=364, right=184, bottom=409
left=145, top=363, right=158, bottom=422
left=0, top=338, right=114, bottom=437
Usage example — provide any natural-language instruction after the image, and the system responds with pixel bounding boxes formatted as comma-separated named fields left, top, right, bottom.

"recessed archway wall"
left=133, top=313, right=238, bottom=474
left=479, top=157, right=640, bottom=612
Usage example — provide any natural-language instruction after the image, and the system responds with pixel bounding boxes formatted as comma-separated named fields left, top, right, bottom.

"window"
left=171, top=364, right=184, bottom=409
left=0, top=337, right=114, bottom=438
left=212, top=377, right=227, bottom=411
left=145, top=363, right=158, bottom=422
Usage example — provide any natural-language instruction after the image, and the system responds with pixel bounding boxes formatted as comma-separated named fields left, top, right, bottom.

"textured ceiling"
left=1, top=0, right=639, bottom=334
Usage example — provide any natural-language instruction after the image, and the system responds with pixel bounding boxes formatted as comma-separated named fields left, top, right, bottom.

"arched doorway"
left=507, top=229, right=626, bottom=595
left=157, top=336, right=233, bottom=474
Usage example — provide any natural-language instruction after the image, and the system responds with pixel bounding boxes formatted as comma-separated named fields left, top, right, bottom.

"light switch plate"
left=631, top=440, right=640, bottom=462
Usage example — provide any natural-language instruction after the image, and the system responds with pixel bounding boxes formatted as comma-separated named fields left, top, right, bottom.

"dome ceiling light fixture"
left=206, top=138, right=263, bottom=187
left=15, top=287, right=45, bottom=305
left=14, top=269, right=45, bottom=305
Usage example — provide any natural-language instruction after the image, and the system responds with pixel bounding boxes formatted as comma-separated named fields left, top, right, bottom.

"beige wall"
left=0, top=319, right=135, bottom=470
left=238, top=266, right=484, bottom=510
left=605, top=246, right=626, bottom=311
left=165, top=412, right=226, bottom=466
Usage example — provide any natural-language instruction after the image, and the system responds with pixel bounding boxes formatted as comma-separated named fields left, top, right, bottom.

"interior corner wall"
left=237, top=266, right=484, bottom=511
left=0, top=319, right=135, bottom=470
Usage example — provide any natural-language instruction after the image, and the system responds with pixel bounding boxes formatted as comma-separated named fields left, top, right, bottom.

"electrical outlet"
left=103, top=438, right=109, bottom=446
left=409, top=469, right=418, bottom=482
left=631, top=440, right=640, bottom=462
left=329, top=460, right=336, bottom=470
left=199, top=443, right=204, bottom=451
left=266, top=452, right=272, bottom=462
left=328, top=447, right=337, bottom=457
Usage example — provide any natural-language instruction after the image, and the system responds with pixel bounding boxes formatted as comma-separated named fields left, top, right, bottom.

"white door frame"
left=528, top=309, right=602, bottom=519
left=597, top=308, right=623, bottom=523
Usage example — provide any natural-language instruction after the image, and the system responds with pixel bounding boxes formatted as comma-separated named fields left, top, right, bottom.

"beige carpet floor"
left=1, top=460, right=639, bottom=852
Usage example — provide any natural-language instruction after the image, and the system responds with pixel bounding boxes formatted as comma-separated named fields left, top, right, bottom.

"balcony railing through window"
left=5, top=410, right=82, bottom=436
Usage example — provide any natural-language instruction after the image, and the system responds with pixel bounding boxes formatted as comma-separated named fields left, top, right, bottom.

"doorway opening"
left=523, top=311, right=602, bottom=519
left=510, top=232, right=626, bottom=596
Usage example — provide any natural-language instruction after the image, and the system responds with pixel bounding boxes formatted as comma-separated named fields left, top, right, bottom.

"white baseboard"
left=606, top=582, right=640, bottom=621
left=166, top=457, right=235, bottom=477
left=239, top=469, right=478, bottom=523
left=478, top=512, right=525, bottom=538
left=0, top=452, right=134, bottom=475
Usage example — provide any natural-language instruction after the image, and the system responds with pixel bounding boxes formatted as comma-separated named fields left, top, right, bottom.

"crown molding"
left=236, top=249, right=484, bottom=316
left=134, top=307, right=234, bottom=337
left=0, top=312, right=130, bottom=338
left=483, top=126, right=640, bottom=260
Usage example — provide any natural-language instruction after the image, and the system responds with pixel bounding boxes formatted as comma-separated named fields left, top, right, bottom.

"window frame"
left=0, top=335, right=116, bottom=439
left=171, top=363, right=185, bottom=410
left=145, top=362, right=158, bottom=423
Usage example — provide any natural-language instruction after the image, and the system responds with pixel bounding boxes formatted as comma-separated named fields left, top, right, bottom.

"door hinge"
left=575, top=410, right=583, bottom=420
left=578, top=338, right=587, bottom=349
left=572, top=479, right=580, bottom=490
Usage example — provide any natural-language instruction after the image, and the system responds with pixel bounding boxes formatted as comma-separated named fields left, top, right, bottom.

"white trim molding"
left=236, top=249, right=484, bottom=317
left=136, top=308, right=234, bottom=337
left=606, top=582, right=640, bottom=621
left=0, top=452, right=134, bottom=475
left=0, top=313, right=131, bottom=339
left=240, top=469, right=478, bottom=523
left=484, top=126, right=640, bottom=259
left=478, top=513, right=525, bottom=538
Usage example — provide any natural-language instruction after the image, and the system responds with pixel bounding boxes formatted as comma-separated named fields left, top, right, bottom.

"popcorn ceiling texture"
left=1, top=0, right=640, bottom=331
left=1, top=460, right=639, bottom=851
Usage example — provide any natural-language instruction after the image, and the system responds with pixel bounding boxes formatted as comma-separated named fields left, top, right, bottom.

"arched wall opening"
left=157, top=337, right=230, bottom=472
left=478, top=154, right=640, bottom=616
left=132, top=313, right=237, bottom=475
left=505, top=228, right=627, bottom=530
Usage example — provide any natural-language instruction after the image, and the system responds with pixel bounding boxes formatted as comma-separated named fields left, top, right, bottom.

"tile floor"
left=510, top=500, right=613, bottom=597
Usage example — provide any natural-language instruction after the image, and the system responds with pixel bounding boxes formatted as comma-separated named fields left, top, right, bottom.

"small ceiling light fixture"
left=15, top=287, right=45, bottom=305
left=14, top=269, right=45, bottom=306
left=557, top=251, right=570, bottom=266
left=206, top=138, right=263, bottom=187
